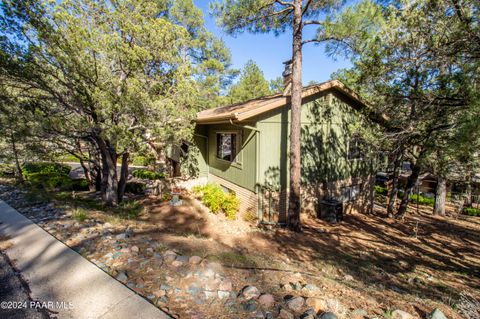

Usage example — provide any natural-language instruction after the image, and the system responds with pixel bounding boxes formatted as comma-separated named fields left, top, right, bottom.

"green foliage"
left=22, top=162, right=73, bottom=190
left=0, top=0, right=238, bottom=205
left=131, top=155, right=155, bottom=167
left=72, top=208, right=88, bottom=222
left=22, top=163, right=71, bottom=176
left=115, top=200, right=143, bottom=219
left=464, top=207, right=480, bottom=217
left=70, top=179, right=90, bottom=191
left=409, top=194, right=435, bottom=207
left=132, top=169, right=165, bottom=180
left=56, top=154, right=80, bottom=163
left=211, top=0, right=341, bottom=35
left=227, top=60, right=271, bottom=104
left=0, top=164, right=15, bottom=177
left=375, top=185, right=387, bottom=195
left=124, top=182, right=146, bottom=194
left=25, top=172, right=71, bottom=190
left=193, top=183, right=240, bottom=220
left=324, top=0, right=480, bottom=205
left=269, top=76, right=284, bottom=93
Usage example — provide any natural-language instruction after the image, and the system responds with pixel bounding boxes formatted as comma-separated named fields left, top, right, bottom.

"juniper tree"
left=0, top=0, right=235, bottom=205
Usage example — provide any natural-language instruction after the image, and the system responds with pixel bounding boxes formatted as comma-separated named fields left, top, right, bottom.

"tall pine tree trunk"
left=287, top=0, right=303, bottom=231
left=434, top=176, right=446, bottom=215
left=117, top=152, right=129, bottom=203
left=387, top=152, right=402, bottom=217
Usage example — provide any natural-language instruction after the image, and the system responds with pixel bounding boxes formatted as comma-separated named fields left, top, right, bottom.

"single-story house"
left=192, top=80, right=380, bottom=223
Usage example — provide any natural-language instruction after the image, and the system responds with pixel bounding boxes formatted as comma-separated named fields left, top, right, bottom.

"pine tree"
left=227, top=60, right=271, bottom=104
left=212, top=0, right=343, bottom=231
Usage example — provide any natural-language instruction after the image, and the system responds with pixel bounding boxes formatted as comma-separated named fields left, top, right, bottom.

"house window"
left=348, top=135, right=366, bottom=160
left=216, top=132, right=238, bottom=162
left=341, top=184, right=362, bottom=202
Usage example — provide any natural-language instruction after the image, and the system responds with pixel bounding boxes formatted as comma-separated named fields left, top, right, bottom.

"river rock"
left=278, top=309, right=294, bottom=319
left=241, top=286, right=260, bottom=300
left=320, top=312, right=338, bottom=319
left=391, top=310, right=415, bottom=319
left=219, top=279, right=233, bottom=291
left=189, top=256, right=203, bottom=264
left=258, top=294, right=275, bottom=308
left=430, top=308, right=447, bottom=319
left=286, top=296, right=305, bottom=312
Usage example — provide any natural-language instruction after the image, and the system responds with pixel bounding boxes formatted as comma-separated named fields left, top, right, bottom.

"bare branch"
left=302, top=0, right=313, bottom=15
left=275, top=0, right=294, bottom=7
left=303, top=20, right=324, bottom=26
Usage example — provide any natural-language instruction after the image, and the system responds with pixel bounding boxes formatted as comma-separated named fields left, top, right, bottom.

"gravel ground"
left=0, top=250, right=50, bottom=319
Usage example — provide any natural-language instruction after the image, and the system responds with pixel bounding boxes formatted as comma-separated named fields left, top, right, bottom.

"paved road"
left=0, top=200, right=170, bottom=319
left=65, top=163, right=143, bottom=180
left=0, top=250, right=49, bottom=319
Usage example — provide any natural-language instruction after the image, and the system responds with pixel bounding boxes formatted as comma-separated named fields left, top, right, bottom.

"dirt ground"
left=140, top=194, right=480, bottom=319
left=2, top=178, right=479, bottom=318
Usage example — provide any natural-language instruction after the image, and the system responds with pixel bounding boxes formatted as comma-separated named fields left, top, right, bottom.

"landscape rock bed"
left=0, top=183, right=466, bottom=319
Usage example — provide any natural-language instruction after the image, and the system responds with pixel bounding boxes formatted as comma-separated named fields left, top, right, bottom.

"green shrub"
left=193, top=183, right=240, bottom=220
left=375, top=185, right=388, bottom=195
left=22, top=162, right=71, bottom=175
left=132, top=169, right=164, bottom=180
left=70, top=179, right=90, bottom=191
left=125, top=182, right=146, bottom=194
left=116, top=200, right=143, bottom=219
left=26, top=172, right=72, bottom=190
left=72, top=208, right=88, bottom=222
left=409, top=194, right=435, bottom=207
left=131, top=155, right=155, bottom=166
left=464, top=207, right=480, bottom=217
left=0, top=164, right=15, bottom=177
left=22, top=163, right=72, bottom=190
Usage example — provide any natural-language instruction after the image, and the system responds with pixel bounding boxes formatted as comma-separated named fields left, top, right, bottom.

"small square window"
left=348, top=135, right=367, bottom=160
left=216, top=133, right=238, bottom=162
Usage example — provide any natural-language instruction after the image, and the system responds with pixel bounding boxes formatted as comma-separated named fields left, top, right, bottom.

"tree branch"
left=275, top=0, right=294, bottom=7
left=303, top=20, right=324, bottom=26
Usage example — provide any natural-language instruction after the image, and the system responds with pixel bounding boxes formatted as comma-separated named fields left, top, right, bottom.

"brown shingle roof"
left=196, top=80, right=369, bottom=124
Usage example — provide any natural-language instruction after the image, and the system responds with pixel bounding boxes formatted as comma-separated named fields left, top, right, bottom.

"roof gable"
left=196, top=80, right=369, bottom=124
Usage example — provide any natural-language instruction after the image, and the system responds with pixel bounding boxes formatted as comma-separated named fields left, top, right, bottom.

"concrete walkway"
left=0, top=200, right=171, bottom=319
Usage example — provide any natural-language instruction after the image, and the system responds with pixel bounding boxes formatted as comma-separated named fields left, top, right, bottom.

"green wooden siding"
left=256, top=91, right=375, bottom=191
left=193, top=125, right=209, bottom=178
left=194, top=89, right=376, bottom=194
left=205, top=123, right=257, bottom=192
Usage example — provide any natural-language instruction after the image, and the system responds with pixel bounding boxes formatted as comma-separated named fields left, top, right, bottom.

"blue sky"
left=194, top=0, right=352, bottom=84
